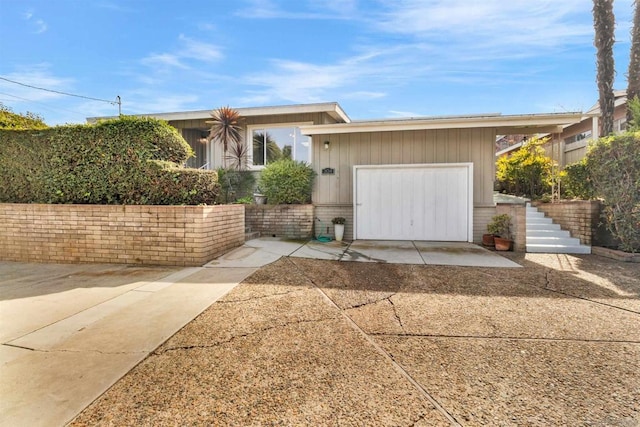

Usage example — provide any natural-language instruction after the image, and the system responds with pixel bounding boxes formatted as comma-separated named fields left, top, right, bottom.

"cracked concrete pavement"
left=0, top=262, right=257, bottom=427
left=71, top=253, right=640, bottom=426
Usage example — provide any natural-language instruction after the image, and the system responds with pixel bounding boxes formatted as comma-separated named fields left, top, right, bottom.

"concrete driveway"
left=0, top=262, right=258, bottom=427
left=69, top=251, right=640, bottom=426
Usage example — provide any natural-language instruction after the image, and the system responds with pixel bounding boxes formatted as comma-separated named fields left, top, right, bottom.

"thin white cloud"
left=141, top=53, right=189, bottom=70
left=95, top=2, right=136, bottom=13
left=374, top=0, right=596, bottom=57
left=197, top=23, right=216, bottom=31
left=235, top=0, right=357, bottom=20
left=123, top=92, right=200, bottom=115
left=0, top=65, right=73, bottom=103
left=178, top=34, right=223, bottom=61
left=388, top=110, right=423, bottom=118
left=34, top=19, right=47, bottom=34
left=140, top=34, right=222, bottom=72
left=23, top=9, right=47, bottom=34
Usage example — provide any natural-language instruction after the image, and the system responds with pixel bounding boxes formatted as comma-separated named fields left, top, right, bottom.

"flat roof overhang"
left=87, top=102, right=351, bottom=124
left=299, top=112, right=583, bottom=136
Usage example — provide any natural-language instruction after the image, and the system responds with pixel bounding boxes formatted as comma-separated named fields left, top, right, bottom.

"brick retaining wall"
left=314, top=205, right=353, bottom=241
left=245, top=204, right=313, bottom=239
left=0, top=204, right=245, bottom=266
left=532, top=200, right=601, bottom=245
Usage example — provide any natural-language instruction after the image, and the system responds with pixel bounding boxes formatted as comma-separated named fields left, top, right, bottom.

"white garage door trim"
left=353, top=163, right=474, bottom=242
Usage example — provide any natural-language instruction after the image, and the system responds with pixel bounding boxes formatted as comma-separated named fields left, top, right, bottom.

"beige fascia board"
left=87, top=102, right=350, bottom=124
left=300, top=113, right=583, bottom=135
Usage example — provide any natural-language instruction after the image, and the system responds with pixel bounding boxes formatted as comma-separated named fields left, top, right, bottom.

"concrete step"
left=525, top=204, right=591, bottom=254
left=526, top=211, right=547, bottom=219
left=527, top=217, right=554, bottom=225
left=526, top=236, right=582, bottom=246
left=526, top=229, right=571, bottom=238
left=245, top=231, right=260, bottom=241
left=526, top=244, right=591, bottom=254
left=527, top=223, right=561, bottom=231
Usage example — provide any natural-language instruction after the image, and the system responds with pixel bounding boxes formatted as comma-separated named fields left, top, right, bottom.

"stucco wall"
left=0, top=204, right=244, bottom=266
left=245, top=204, right=314, bottom=239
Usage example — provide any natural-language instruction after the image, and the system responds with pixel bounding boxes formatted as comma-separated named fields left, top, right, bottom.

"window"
left=250, top=125, right=311, bottom=167
left=564, top=130, right=592, bottom=145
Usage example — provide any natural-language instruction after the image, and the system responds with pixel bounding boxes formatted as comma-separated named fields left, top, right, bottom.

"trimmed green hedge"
left=0, top=116, right=219, bottom=205
left=587, top=131, right=640, bottom=252
left=259, top=159, right=315, bottom=204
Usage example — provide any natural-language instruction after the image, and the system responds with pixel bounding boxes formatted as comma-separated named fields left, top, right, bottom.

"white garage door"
left=354, top=163, right=473, bottom=241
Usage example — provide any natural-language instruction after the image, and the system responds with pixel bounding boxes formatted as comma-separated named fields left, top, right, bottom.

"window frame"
left=247, top=122, right=313, bottom=170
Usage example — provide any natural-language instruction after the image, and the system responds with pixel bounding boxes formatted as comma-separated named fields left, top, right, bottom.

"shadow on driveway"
left=72, top=254, right=640, bottom=426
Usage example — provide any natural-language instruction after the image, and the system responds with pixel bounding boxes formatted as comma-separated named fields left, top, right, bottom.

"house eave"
left=87, top=102, right=351, bottom=124
left=299, top=112, right=583, bottom=135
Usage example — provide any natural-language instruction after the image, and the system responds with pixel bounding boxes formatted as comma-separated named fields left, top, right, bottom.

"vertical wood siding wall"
left=311, top=128, right=496, bottom=206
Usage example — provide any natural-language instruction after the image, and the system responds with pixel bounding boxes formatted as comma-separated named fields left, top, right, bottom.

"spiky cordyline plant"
left=225, top=140, right=250, bottom=171
left=206, top=106, right=243, bottom=166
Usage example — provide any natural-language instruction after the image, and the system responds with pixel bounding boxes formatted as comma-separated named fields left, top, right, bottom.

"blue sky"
left=0, top=0, right=636, bottom=125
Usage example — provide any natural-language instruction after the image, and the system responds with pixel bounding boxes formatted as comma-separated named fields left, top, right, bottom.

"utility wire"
left=0, top=91, right=89, bottom=116
left=0, top=76, right=121, bottom=113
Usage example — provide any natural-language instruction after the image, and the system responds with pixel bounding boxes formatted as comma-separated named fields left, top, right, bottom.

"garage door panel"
left=355, top=164, right=472, bottom=241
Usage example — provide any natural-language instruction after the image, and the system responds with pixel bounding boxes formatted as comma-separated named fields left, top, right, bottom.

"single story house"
left=89, top=103, right=582, bottom=242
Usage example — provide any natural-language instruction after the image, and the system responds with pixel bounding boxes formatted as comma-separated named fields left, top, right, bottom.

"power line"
left=0, top=91, right=89, bottom=116
left=0, top=76, right=121, bottom=114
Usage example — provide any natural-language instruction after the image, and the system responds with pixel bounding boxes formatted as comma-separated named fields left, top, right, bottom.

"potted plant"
left=332, top=217, right=346, bottom=242
left=482, top=232, right=495, bottom=247
left=253, top=187, right=267, bottom=205
left=487, top=214, right=513, bottom=251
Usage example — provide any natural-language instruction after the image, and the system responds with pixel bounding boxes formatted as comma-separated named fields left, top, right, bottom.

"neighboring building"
left=89, top=104, right=582, bottom=242
left=546, top=90, right=627, bottom=167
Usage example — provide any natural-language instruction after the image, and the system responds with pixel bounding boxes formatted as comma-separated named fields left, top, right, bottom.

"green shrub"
left=0, top=103, right=47, bottom=130
left=561, top=158, right=594, bottom=200
left=586, top=131, right=640, bottom=252
left=496, top=137, right=554, bottom=199
left=259, top=159, right=315, bottom=204
left=217, top=168, right=256, bottom=203
left=0, top=116, right=219, bottom=205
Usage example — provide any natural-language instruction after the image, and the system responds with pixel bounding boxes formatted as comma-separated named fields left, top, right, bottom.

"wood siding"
left=170, top=112, right=337, bottom=169
left=311, top=128, right=496, bottom=207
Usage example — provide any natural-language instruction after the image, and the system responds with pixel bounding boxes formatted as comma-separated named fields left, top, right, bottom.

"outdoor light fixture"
left=324, top=140, right=330, bottom=150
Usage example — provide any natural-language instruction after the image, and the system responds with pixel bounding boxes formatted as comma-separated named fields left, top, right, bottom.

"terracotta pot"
left=482, top=234, right=495, bottom=247
left=494, top=237, right=512, bottom=251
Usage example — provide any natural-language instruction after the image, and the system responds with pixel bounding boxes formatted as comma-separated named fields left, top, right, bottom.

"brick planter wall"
left=245, top=204, right=313, bottom=239
left=532, top=200, right=601, bottom=245
left=314, top=205, right=353, bottom=241
left=0, top=204, right=245, bottom=266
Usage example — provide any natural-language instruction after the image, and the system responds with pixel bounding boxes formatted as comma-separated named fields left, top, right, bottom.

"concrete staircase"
left=526, top=203, right=591, bottom=254
left=245, top=226, right=260, bottom=241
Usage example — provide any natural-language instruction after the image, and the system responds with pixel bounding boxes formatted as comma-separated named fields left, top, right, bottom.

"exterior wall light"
left=324, top=140, right=330, bottom=150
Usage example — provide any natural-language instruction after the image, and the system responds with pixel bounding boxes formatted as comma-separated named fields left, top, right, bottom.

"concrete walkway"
left=210, top=238, right=521, bottom=268
left=0, top=238, right=518, bottom=426
left=0, top=263, right=256, bottom=427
